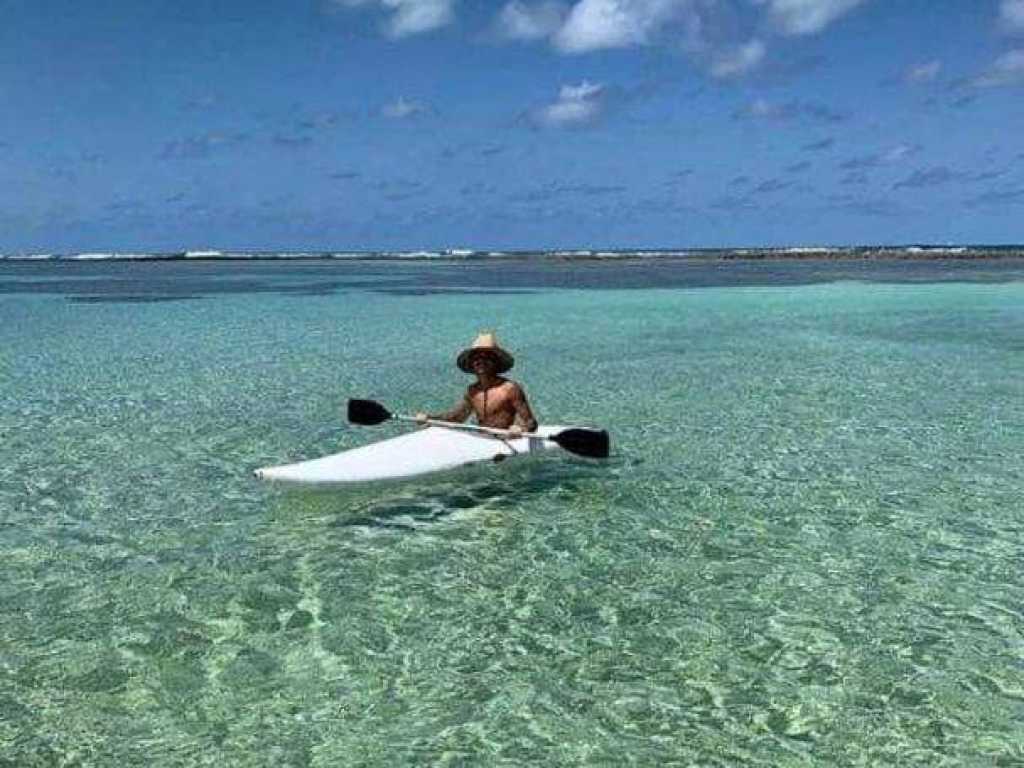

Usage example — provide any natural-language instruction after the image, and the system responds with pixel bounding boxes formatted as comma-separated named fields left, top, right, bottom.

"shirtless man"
left=416, top=332, right=538, bottom=436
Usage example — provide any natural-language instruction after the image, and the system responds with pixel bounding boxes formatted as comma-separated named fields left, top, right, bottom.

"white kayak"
left=254, top=425, right=570, bottom=487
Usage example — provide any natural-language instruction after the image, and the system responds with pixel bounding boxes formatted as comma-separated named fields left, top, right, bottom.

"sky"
left=1, top=0, right=1023, bottom=252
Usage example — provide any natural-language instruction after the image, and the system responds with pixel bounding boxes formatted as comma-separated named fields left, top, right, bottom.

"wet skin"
left=417, top=352, right=538, bottom=434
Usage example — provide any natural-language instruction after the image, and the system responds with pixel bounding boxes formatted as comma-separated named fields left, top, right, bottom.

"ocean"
left=2, top=255, right=1023, bottom=765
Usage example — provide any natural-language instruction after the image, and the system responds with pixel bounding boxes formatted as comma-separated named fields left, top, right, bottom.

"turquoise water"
left=2, top=260, right=1024, bottom=765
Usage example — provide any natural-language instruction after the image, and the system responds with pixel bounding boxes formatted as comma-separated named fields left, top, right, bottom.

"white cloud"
left=336, top=0, right=456, bottom=38
left=710, top=40, right=766, bottom=79
left=512, top=0, right=858, bottom=78
left=496, top=1, right=569, bottom=41
left=338, top=0, right=874, bottom=85
left=837, top=143, right=918, bottom=171
left=381, top=96, right=427, bottom=118
left=552, top=0, right=688, bottom=53
left=972, top=49, right=1024, bottom=87
left=1001, top=0, right=1024, bottom=32
left=734, top=97, right=844, bottom=123
left=903, top=59, right=941, bottom=85
left=533, top=81, right=606, bottom=126
left=758, top=0, right=868, bottom=36
left=880, top=143, right=917, bottom=163
left=740, top=97, right=785, bottom=119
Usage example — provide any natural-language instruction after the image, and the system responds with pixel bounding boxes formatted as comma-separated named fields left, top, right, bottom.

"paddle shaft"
left=346, top=399, right=609, bottom=458
left=390, top=413, right=540, bottom=441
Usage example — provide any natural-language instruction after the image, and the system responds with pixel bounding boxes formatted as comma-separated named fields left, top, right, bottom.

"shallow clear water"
left=2, top=260, right=1023, bottom=766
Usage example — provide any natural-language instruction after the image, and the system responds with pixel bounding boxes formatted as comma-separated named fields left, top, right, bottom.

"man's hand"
left=507, top=424, right=523, bottom=438
left=415, top=412, right=429, bottom=427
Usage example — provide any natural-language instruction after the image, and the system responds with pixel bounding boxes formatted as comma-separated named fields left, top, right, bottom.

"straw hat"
left=456, top=332, right=515, bottom=374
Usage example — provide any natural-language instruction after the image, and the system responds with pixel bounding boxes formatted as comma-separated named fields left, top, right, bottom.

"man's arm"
left=417, top=393, right=472, bottom=424
left=511, top=384, right=538, bottom=432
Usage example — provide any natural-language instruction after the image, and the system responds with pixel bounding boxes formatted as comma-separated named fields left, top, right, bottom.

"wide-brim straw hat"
left=456, top=332, right=514, bottom=374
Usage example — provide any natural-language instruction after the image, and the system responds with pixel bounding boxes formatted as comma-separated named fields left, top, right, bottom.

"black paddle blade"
left=551, top=428, right=610, bottom=459
left=347, top=399, right=392, bottom=426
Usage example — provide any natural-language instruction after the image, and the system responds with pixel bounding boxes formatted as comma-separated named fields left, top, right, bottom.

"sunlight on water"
left=1, top=261, right=1023, bottom=765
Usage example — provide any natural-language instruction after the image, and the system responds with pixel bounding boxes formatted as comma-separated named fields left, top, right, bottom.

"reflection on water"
left=320, top=460, right=610, bottom=531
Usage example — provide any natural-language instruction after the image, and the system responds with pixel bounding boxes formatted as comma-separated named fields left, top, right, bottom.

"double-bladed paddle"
left=347, top=398, right=610, bottom=459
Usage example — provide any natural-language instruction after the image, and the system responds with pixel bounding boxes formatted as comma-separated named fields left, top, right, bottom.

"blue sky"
left=2, top=0, right=1023, bottom=251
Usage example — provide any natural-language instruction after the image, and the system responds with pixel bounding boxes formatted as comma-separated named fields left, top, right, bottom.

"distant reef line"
left=2, top=246, right=1023, bottom=262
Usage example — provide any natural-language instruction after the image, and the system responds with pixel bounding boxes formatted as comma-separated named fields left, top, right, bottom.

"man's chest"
left=469, top=386, right=514, bottom=413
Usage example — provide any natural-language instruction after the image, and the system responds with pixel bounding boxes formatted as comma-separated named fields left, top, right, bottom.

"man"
left=416, top=332, right=538, bottom=436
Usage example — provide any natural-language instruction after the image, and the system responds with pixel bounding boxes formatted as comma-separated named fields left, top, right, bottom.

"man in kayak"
left=416, top=332, right=538, bottom=437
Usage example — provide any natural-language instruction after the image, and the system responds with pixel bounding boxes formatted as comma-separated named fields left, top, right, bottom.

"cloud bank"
left=339, top=0, right=876, bottom=81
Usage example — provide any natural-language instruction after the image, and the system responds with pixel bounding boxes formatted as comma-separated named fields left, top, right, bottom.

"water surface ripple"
left=1, top=260, right=1022, bottom=765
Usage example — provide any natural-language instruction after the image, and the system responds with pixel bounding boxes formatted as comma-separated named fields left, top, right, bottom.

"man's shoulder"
left=502, top=379, right=527, bottom=396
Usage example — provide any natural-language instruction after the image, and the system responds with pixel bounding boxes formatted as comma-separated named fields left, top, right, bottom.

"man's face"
left=470, top=353, right=497, bottom=375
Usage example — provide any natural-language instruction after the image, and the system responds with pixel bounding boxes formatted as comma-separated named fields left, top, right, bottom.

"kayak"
left=254, top=425, right=570, bottom=487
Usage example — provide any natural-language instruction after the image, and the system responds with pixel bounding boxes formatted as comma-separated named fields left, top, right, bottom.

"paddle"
left=347, top=398, right=610, bottom=459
